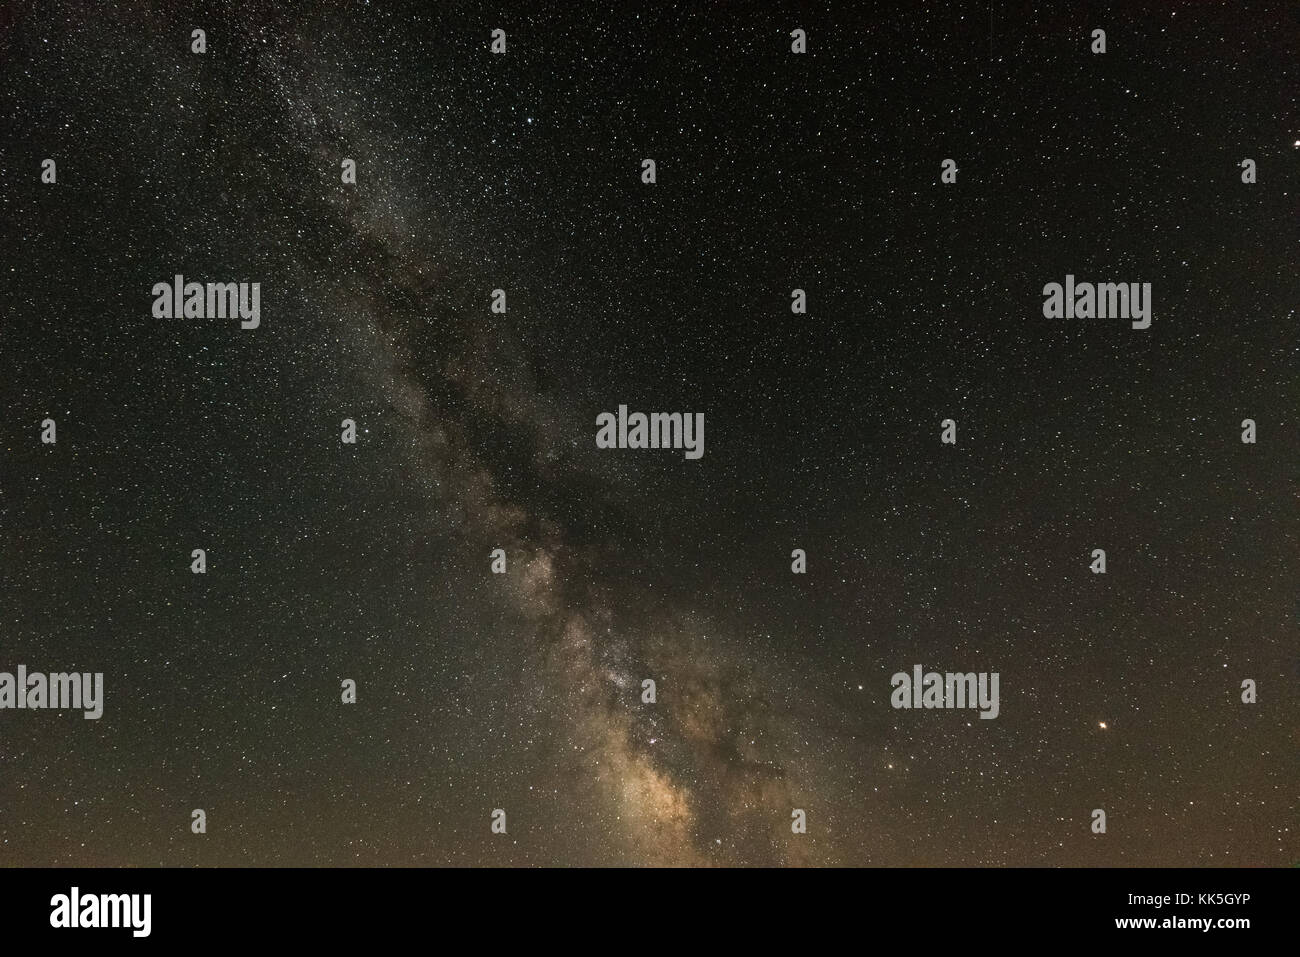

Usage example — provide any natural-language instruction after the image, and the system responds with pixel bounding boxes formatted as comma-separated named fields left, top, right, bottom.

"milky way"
left=0, top=1, right=1295, bottom=867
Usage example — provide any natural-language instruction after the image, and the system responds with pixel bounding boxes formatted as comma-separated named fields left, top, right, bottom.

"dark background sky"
left=0, top=0, right=1296, bottom=866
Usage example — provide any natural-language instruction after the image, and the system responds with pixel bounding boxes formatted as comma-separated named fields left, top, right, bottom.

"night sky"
left=1, top=0, right=1296, bottom=867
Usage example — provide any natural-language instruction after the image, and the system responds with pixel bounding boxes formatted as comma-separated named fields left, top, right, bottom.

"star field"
left=0, top=0, right=1296, bottom=867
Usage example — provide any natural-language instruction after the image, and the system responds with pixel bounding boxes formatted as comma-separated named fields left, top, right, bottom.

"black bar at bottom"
left=0, top=866, right=1288, bottom=944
